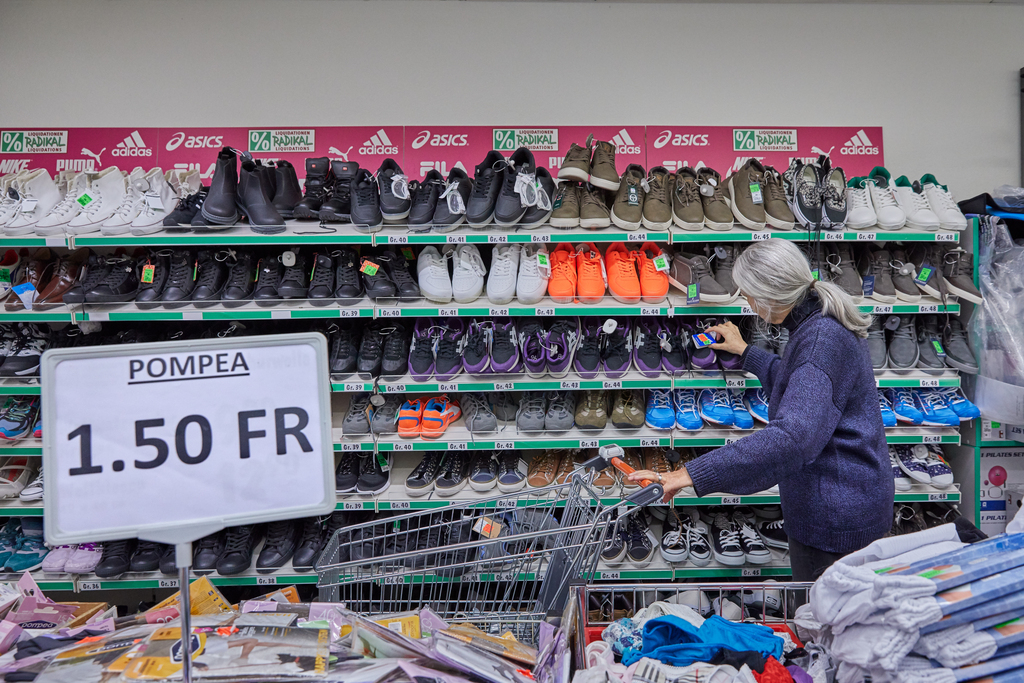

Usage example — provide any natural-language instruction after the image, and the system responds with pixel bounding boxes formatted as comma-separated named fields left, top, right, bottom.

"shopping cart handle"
left=626, top=482, right=665, bottom=507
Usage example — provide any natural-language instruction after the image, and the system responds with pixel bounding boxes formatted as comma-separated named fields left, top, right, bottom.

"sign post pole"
left=176, top=542, right=193, bottom=683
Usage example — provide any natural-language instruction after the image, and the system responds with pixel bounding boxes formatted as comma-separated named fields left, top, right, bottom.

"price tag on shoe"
left=686, top=283, right=700, bottom=306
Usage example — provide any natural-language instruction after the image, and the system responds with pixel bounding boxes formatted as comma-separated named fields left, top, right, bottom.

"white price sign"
left=42, top=334, right=335, bottom=545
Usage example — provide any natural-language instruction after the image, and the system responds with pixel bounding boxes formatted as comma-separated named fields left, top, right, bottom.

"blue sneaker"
left=4, top=534, right=48, bottom=572
left=878, top=390, right=897, bottom=427
left=645, top=389, right=676, bottom=430
left=886, top=388, right=923, bottom=425
left=0, top=398, right=37, bottom=440
left=937, top=387, right=980, bottom=422
left=912, top=389, right=959, bottom=427
left=743, top=389, right=769, bottom=424
left=729, top=390, right=753, bottom=429
left=698, top=389, right=734, bottom=427
left=0, top=520, right=20, bottom=567
left=672, top=389, right=703, bottom=431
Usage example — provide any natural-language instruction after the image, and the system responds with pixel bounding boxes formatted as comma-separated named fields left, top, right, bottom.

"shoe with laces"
left=866, top=317, right=888, bottom=369
left=707, top=512, right=744, bottom=566
left=191, top=533, right=224, bottom=574
left=190, top=249, right=229, bottom=307
left=575, top=243, right=607, bottom=303
left=625, top=513, right=655, bottom=567
left=698, top=389, right=734, bottom=427
left=98, top=168, right=146, bottom=235
left=672, top=167, right=705, bottom=230
left=497, top=451, right=528, bottom=492
left=558, top=137, right=592, bottom=183
left=487, top=244, right=520, bottom=305
left=492, top=393, right=517, bottom=422
left=527, top=450, right=561, bottom=488
left=742, top=388, right=768, bottom=425
left=380, top=323, right=409, bottom=376
left=63, top=540, right=103, bottom=574
left=92, top=539, right=133, bottom=578
left=611, top=390, right=644, bottom=429
left=255, top=521, right=298, bottom=574
left=544, top=391, right=576, bottom=431
left=633, top=318, right=663, bottom=377
left=293, top=158, right=332, bottom=219
left=548, top=243, right=577, bottom=304
left=433, top=167, right=473, bottom=233
left=0, top=397, right=37, bottom=441
left=941, top=247, right=982, bottom=304
left=450, top=244, right=486, bottom=303
left=463, top=392, right=497, bottom=433
left=547, top=317, right=580, bottom=377
left=921, top=174, right=967, bottom=231
left=724, top=159, right=768, bottom=230
left=490, top=318, right=520, bottom=373
left=606, top=243, right=641, bottom=304
left=637, top=242, right=669, bottom=303
left=517, top=392, right=547, bottom=432
left=435, top=451, right=470, bottom=496
left=729, top=390, right=754, bottom=430
left=521, top=167, right=555, bottom=229
left=421, top=395, right=461, bottom=438
left=409, top=318, right=437, bottom=380
left=217, top=525, right=262, bottom=575
left=5, top=533, right=48, bottom=573
left=574, top=317, right=603, bottom=379
left=398, top=398, right=426, bottom=438
left=42, top=544, right=77, bottom=573
left=19, top=464, right=42, bottom=501
left=822, top=167, right=848, bottom=228
left=858, top=247, right=897, bottom=304
left=603, top=318, right=633, bottom=378
left=601, top=515, right=628, bottom=565
left=378, top=250, right=420, bottom=299
left=0, top=326, right=48, bottom=377
left=463, top=319, right=491, bottom=375
left=887, top=315, right=919, bottom=372
left=575, top=390, right=608, bottom=430
left=550, top=182, right=580, bottom=228
left=253, top=254, right=283, bottom=306
left=912, top=389, right=959, bottom=426
left=370, top=394, right=402, bottom=435
left=864, top=167, right=906, bottom=229
left=128, top=540, right=164, bottom=573
left=757, top=519, right=789, bottom=550
left=660, top=513, right=688, bottom=563
left=895, top=445, right=930, bottom=484
left=890, top=447, right=912, bottom=491
left=409, top=169, right=443, bottom=229
left=517, top=244, right=549, bottom=304
left=331, top=247, right=364, bottom=303
left=434, top=320, right=465, bottom=381
left=641, top=167, right=673, bottom=229
left=417, top=246, right=452, bottom=304
left=762, top=166, right=795, bottom=230
left=673, top=389, right=704, bottom=430
left=915, top=315, right=946, bottom=375
left=936, top=386, right=980, bottom=421
left=611, top=164, right=645, bottom=231
left=645, top=389, right=675, bottom=430
left=824, top=244, right=863, bottom=301
left=469, top=452, right=498, bottom=492
left=660, top=318, right=689, bottom=373
left=84, top=254, right=138, bottom=303
left=733, top=511, right=771, bottom=564
left=376, top=158, right=410, bottom=222
left=0, top=520, right=20, bottom=567
left=878, top=390, right=897, bottom=427
left=406, top=451, right=445, bottom=496
left=218, top=250, right=254, bottom=307
left=329, top=324, right=359, bottom=374
left=360, top=251, right=397, bottom=300
left=845, top=177, right=878, bottom=229
left=305, top=251, right=335, bottom=305
left=164, top=185, right=208, bottom=227
left=886, top=387, right=924, bottom=424
left=788, top=161, right=822, bottom=228
left=357, top=323, right=386, bottom=375
left=670, top=250, right=729, bottom=302
left=289, top=517, right=324, bottom=572
left=579, top=183, right=612, bottom=229
left=518, top=321, right=547, bottom=378
left=494, top=147, right=537, bottom=227
left=356, top=452, right=391, bottom=494
left=943, top=317, right=978, bottom=374
left=466, top=151, right=505, bottom=228
left=152, top=248, right=195, bottom=307
left=342, top=393, right=372, bottom=435
left=349, top=168, right=383, bottom=232
left=922, top=444, right=954, bottom=488
left=894, top=176, right=939, bottom=231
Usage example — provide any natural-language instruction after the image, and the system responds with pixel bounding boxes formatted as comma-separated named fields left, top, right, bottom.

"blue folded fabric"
left=698, top=616, right=784, bottom=660
left=620, top=615, right=784, bottom=667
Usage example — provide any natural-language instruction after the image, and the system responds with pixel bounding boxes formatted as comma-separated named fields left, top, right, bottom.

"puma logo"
left=328, top=146, right=353, bottom=161
left=81, top=147, right=105, bottom=166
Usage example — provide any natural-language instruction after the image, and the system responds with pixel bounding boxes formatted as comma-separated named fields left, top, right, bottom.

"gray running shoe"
left=463, top=392, right=498, bottom=433
left=745, top=318, right=777, bottom=356
left=544, top=391, right=576, bottom=432
left=915, top=315, right=946, bottom=376
left=867, top=317, right=888, bottom=370
left=516, top=392, right=547, bottom=432
left=342, top=393, right=371, bottom=435
left=859, top=247, right=896, bottom=304
left=492, top=392, right=517, bottom=422
left=941, top=248, right=982, bottom=304
left=370, top=394, right=402, bottom=434
left=825, top=244, right=863, bottom=301
left=887, top=316, right=920, bottom=373
left=889, top=248, right=922, bottom=303
left=943, top=318, right=978, bottom=374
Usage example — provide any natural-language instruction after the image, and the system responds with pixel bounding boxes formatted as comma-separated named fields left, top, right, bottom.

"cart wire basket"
left=315, top=447, right=665, bottom=645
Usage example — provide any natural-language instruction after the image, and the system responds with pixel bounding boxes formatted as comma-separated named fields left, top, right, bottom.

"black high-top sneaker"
left=63, top=253, right=109, bottom=305
left=276, top=250, right=309, bottom=299
left=217, top=525, right=263, bottom=575
left=192, top=531, right=225, bottom=575
left=253, top=253, right=283, bottom=307
left=330, top=324, right=359, bottom=374
left=291, top=517, right=325, bottom=572
left=256, top=520, right=299, bottom=574
left=159, top=248, right=198, bottom=308
left=319, top=161, right=359, bottom=222
left=349, top=169, right=383, bottom=232
left=272, top=160, right=303, bottom=218
left=377, top=250, right=420, bottom=299
left=191, top=249, right=229, bottom=308
left=221, top=250, right=255, bottom=307
left=135, top=249, right=172, bottom=310
left=95, top=539, right=136, bottom=578
left=163, top=186, right=208, bottom=227
left=332, top=247, right=363, bottom=303
left=293, top=158, right=333, bottom=219
left=84, top=254, right=138, bottom=303
left=307, top=252, right=335, bottom=306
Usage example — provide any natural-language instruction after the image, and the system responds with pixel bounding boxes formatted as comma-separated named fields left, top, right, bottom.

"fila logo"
left=419, top=160, right=467, bottom=178
left=0, top=159, right=29, bottom=174
left=841, top=130, right=879, bottom=155
left=173, top=162, right=217, bottom=179
left=611, top=129, right=642, bottom=155
left=359, top=129, right=399, bottom=155
left=165, top=132, right=224, bottom=151
left=653, top=129, right=711, bottom=149
left=662, top=161, right=707, bottom=172
left=112, top=130, right=153, bottom=157
left=411, top=130, right=469, bottom=149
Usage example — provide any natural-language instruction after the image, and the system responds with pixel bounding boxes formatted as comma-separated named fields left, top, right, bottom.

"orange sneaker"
left=397, top=398, right=426, bottom=438
left=637, top=243, right=669, bottom=303
left=548, top=243, right=577, bottom=304
left=606, top=243, right=641, bottom=304
left=576, top=243, right=607, bottom=304
left=420, top=395, right=462, bottom=439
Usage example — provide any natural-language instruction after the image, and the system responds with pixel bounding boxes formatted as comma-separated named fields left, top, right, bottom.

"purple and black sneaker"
left=602, top=318, right=632, bottom=379
left=463, top=319, right=491, bottom=375
left=518, top=321, right=547, bottom=378
left=574, top=317, right=603, bottom=379
left=409, top=318, right=437, bottom=381
left=434, top=319, right=466, bottom=381
left=490, top=318, right=521, bottom=374
left=546, top=317, right=580, bottom=379
left=633, top=318, right=664, bottom=378
left=660, top=318, right=688, bottom=375
left=690, top=318, right=718, bottom=371
left=711, top=316, right=743, bottom=370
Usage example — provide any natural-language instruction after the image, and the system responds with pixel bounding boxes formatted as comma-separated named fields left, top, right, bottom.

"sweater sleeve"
left=743, top=345, right=782, bottom=398
left=685, top=361, right=843, bottom=496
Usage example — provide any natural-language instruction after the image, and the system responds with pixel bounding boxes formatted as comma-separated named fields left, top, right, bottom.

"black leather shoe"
left=95, top=539, right=135, bottom=578
left=239, top=159, right=285, bottom=234
left=201, top=147, right=239, bottom=225
left=85, top=255, right=138, bottom=303
left=307, top=252, right=334, bottom=305
left=291, top=517, right=324, bottom=572
left=159, top=544, right=177, bottom=575
left=159, top=249, right=197, bottom=308
left=222, top=251, right=255, bottom=307
left=63, top=254, right=108, bottom=305
left=350, top=169, right=383, bottom=232
left=333, top=248, right=363, bottom=302
left=276, top=251, right=309, bottom=299
left=191, top=250, right=228, bottom=307
left=129, top=540, right=163, bottom=572
left=293, top=158, right=332, bottom=219
left=135, top=250, right=171, bottom=310
left=256, top=521, right=299, bottom=574
left=360, top=252, right=396, bottom=300
left=254, top=254, right=283, bottom=307
left=319, top=161, right=359, bottom=222
left=217, top=525, right=262, bottom=575
left=192, top=532, right=224, bottom=575
left=378, top=251, right=420, bottom=299
left=273, top=161, right=303, bottom=218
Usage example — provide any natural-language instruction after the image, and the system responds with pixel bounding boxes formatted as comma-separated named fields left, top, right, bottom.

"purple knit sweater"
left=685, top=295, right=893, bottom=554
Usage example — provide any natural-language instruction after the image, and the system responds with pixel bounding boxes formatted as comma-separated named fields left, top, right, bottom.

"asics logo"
left=359, top=129, right=399, bottom=155
left=840, top=130, right=879, bottom=155
left=112, top=130, right=152, bottom=157
left=411, top=130, right=469, bottom=149
left=165, top=132, right=224, bottom=151
left=611, top=129, right=642, bottom=155
left=653, top=130, right=710, bottom=149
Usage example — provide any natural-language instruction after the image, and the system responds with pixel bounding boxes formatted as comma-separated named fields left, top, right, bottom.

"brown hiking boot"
left=527, top=450, right=562, bottom=489
left=672, top=167, right=705, bottom=230
left=697, top=168, right=733, bottom=230
left=726, top=159, right=768, bottom=230
left=550, top=182, right=580, bottom=229
left=611, top=389, right=644, bottom=429
left=590, top=139, right=620, bottom=191
left=558, top=135, right=592, bottom=184
left=575, top=390, right=608, bottom=430
left=555, top=449, right=584, bottom=485
left=644, top=448, right=676, bottom=481
left=641, top=166, right=673, bottom=230
left=763, top=166, right=795, bottom=230
left=579, top=184, right=611, bottom=229
left=610, top=164, right=645, bottom=231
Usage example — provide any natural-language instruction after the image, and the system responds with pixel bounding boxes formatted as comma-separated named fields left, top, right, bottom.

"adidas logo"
left=359, top=129, right=399, bottom=155
left=611, top=128, right=642, bottom=155
left=840, top=129, right=879, bottom=156
left=112, top=130, right=152, bottom=157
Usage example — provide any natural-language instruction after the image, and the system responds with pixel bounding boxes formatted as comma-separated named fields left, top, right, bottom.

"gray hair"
left=732, top=239, right=871, bottom=339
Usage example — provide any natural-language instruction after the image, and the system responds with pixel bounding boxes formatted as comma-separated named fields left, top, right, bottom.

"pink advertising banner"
left=0, top=125, right=882, bottom=182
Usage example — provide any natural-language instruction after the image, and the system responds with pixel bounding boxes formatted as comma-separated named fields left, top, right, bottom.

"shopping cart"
left=315, top=446, right=664, bottom=645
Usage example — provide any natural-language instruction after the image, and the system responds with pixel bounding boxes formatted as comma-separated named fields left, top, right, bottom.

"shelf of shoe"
left=67, top=222, right=374, bottom=248
left=595, top=552, right=792, bottom=580
left=0, top=439, right=42, bottom=455
left=0, top=379, right=40, bottom=395
left=667, top=227, right=960, bottom=243
left=373, top=296, right=672, bottom=319
left=0, top=499, right=44, bottom=516
left=72, top=299, right=375, bottom=322
left=884, top=427, right=960, bottom=444
left=0, top=310, right=74, bottom=323
left=74, top=562, right=321, bottom=592
left=874, top=369, right=961, bottom=388
left=373, top=225, right=671, bottom=246
left=0, top=236, right=68, bottom=248
left=672, top=297, right=958, bottom=317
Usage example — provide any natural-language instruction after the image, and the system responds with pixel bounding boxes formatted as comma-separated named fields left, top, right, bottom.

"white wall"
left=0, top=0, right=1021, bottom=197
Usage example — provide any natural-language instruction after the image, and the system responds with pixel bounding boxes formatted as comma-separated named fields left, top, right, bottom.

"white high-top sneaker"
left=130, top=168, right=176, bottom=235
left=4, top=170, right=62, bottom=235
left=35, top=172, right=90, bottom=235
left=179, top=169, right=201, bottom=196
left=0, top=172, right=30, bottom=227
left=100, top=167, right=146, bottom=235
left=920, top=174, right=968, bottom=231
left=893, top=177, right=939, bottom=231
left=67, top=167, right=125, bottom=235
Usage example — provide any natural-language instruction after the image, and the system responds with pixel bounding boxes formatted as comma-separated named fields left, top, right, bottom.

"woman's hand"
left=705, top=320, right=748, bottom=357
left=627, top=468, right=694, bottom=503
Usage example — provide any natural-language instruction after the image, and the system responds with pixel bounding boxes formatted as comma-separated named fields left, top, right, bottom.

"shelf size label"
left=446, top=235, right=467, bottom=243
left=821, top=232, right=844, bottom=241
left=640, top=438, right=661, bottom=447
left=726, top=378, right=746, bottom=388
left=80, top=581, right=102, bottom=591
left=919, top=305, right=938, bottom=313
left=724, top=437, right=739, bottom=445
left=388, top=236, right=409, bottom=244
left=489, top=308, right=510, bottom=317
left=601, top=572, right=621, bottom=580
left=533, top=234, right=551, bottom=242
left=158, top=579, right=179, bottom=588
left=856, top=232, right=877, bottom=241
left=580, top=439, right=600, bottom=448
left=739, top=306, right=755, bottom=316
left=495, top=499, right=517, bottom=509
left=494, top=441, right=515, bottom=450
left=379, top=575, right=406, bottom=585
left=343, top=383, right=363, bottom=392
left=751, top=232, right=771, bottom=241
left=626, top=234, right=647, bottom=242
left=536, top=307, right=555, bottom=316
left=922, top=435, right=942, bottom=443
left=935, top=233, right=957, bottom=242
left=343, top=501, right=364, bottom=510
left=257, top=576, right=277, bottom=585
left=561, top=381, right=580, bottom=390
left=640, top=307, right=662, bottom=316
left=919, top=379, right=940, bottom=387
left=493, top=382, right=514, bottom=391
left=448, top=442, right=468, bottom=451
left=390, top=501, right=411, bottom=509
left=603, top=381, right=622, bottom=389
left=722, top=496, right=741, bottom=505
left=392, top=442, right=414, bottom=451
left=928, top=493, right=949, bottom=501
left=873, top=305, right=893, bottom=314
left=438, top=308, right=459, bottom=317
left=383, top=384, right=406, bottom=392
left=487, top=235, right=508, bottom=243
left=741, top=568, right=762, bottom=577
left=439, top=383, right=458, bottom=392
left=340, top=442, right=363, bottom=452
left=339, top=308, right=362, bottom=318
left=378, top=308, right=402, bottom=318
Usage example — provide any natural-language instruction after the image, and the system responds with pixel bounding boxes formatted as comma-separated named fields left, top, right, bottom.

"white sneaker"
left=416, top=246, right=453, bottom=303
left=67, top=167, right=125, bottom=234
left=101, top=167, right=147, bottom=235
left=35, top=172, right=89, bottom=235
left=0, top=172, right=29, bottom=227
left=865, top=168, right=906, bottom=230
left=845, top=178, right=877, bottom=230
left=516, top=244, right=549, bottom=305
left=4, top=170, right=61, bottom=235
left=451, top=244, right=486, bottom=303
left=920, top=175, right=967, bottom=231
left=130, top=168, right=177, bottom=235
left=486, top=244, right=520, bottom=305
left=19, top=465, right=42, bottom=501
left=894, top=177, right=939, bottom=231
